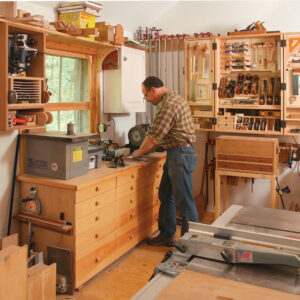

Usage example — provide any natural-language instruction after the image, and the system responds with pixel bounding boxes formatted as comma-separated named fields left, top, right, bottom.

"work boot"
left=147, top=234, right=176, bottom=247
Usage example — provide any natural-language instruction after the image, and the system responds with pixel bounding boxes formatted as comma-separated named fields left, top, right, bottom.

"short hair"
left=142, top=76, right=164, bottom=90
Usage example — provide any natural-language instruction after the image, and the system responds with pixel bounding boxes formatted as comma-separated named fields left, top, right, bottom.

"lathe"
left=132, top=205, right=300, bottom=299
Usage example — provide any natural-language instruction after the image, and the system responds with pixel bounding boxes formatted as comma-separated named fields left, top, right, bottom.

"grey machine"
left=132, top=205, right=300, bottom=299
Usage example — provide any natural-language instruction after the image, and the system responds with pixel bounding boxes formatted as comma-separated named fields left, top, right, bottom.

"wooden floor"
left=57, top=213, right=214, bottom=300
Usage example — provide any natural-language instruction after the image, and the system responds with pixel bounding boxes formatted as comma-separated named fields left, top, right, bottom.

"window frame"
left=44, top=47, right=94, bottom=132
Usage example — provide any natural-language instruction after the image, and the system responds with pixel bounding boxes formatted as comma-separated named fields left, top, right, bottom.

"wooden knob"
left=159, top=164, right=162, bottom=168
left=95, top=234, right=99, bottom=239
left=131, top=174, right=135, bottom=179
left=130, top=186, right=134, bottom=190
left=156, top=174, right=159, bottom=178
left=130, top=234, right=134, bottom=240
left=95, top=256, right=101, bottom=263
left=95, top=201, right=99, bottom=206
left=95, top=186, right=100, bottom=192
left=130, top=213, right=134, bottom=219
left=156, top=186, right=159, bottom=190
left=130, top=199, right=133, bottom=204
left=95, top=216, right=100, bottom=221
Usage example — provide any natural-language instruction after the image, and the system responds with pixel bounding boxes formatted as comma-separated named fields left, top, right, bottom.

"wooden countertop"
left=17, top=152, right=166, bottom=191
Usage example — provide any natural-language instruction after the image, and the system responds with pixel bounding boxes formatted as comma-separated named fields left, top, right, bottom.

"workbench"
left=17, top=153, right=165, bottom=289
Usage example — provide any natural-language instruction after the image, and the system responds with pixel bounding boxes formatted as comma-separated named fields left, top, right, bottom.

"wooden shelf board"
left=8, top=76, right=44, bottom=80
left=218, top=105, right=281, bottom=109
left=8, top=103, right=44, bottom=109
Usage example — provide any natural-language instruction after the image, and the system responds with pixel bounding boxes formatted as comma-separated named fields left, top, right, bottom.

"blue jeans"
left=158, top=145, right=199, bottom=238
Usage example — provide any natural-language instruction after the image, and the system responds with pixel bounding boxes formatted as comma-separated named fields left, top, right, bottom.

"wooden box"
left=216, top=135, right=279, bottom=174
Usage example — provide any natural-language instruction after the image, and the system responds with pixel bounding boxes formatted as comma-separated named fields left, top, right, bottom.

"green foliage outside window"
left=45, top=55, right=89, bottom=132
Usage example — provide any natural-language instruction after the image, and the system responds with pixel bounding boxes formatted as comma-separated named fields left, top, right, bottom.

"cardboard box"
left=59, top=12, right=95, bottom=39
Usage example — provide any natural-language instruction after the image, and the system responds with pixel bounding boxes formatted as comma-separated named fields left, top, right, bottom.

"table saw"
left=132, top=205, right=300, bottom=299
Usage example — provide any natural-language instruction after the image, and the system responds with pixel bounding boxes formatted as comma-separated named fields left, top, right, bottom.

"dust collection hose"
left=7, top=134, right=20, bottom=236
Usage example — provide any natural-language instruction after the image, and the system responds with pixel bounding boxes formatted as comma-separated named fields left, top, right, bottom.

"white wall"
left=1, top=0, right=300, bottom=238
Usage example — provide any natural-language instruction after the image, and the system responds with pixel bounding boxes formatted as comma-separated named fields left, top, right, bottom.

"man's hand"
left=132, top=149, right=142, bottom=159
left=131, top=136, right=156, bottom=159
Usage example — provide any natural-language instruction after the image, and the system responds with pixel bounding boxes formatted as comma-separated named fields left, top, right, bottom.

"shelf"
left=8, top=76, right=44, bottom=80
left=188, top=101, right=212, bottom=106
left=14, top=212, right=72, bottom=233
left=8, top=103, right=44, bottom=110
left=218, top=105, right=281, bottom=109
left=7, top=124, right=43, bottom=131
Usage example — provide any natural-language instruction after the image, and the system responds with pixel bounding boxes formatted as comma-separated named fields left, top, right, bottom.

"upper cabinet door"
left=104, top=46, right=146, bottom=113
left=283, top=33, right=300, bottom=136
left=185, top=37, right=215, bottom=131
left=121, top=46, right=146, bottom=113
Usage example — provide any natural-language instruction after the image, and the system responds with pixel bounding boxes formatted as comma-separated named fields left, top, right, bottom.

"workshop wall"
left=1, top=1, right=300, bottom=238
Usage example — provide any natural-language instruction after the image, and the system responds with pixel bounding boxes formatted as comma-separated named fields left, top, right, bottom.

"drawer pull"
left=130, top=213, right=134, bottom=219
left=95, top=256, right=101, bottom=263
left=130, top=234, right=134, bottom=240
left=156, top=186, right=159, bottom=190
left=95, top=201, right=99, bottom=206
left=95, top=216, right=100, bottom=221
left=95, top=186, right=100, bottom=192
left=159, top=164, right=162, bottom=168
left=130, top=199, right=133, bottom=204
left=130, top=186, right=134, bottom=191
left=131, top=174, right=135, bottom=179
left=156, top=174, right=160, bottom=178
left=95, top=234, right=99, bottom=239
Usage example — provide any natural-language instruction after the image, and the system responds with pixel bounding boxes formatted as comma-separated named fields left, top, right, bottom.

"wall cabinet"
left=103, top=45, right=146, bottom=113
left=0, top=19, right=46, bottom=131
left=185, top=33, right=300, bottom=136
left=17, top=154, right=164, bottom=289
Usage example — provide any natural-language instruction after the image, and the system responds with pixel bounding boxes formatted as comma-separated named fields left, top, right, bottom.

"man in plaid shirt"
left=132, top=76, right=199, bottom=246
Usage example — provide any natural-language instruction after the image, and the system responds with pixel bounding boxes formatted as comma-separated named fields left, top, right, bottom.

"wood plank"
left=0, top=245, right=27, bottom=300
left=157, top=269, right=300, bottom=300
left=1, top=233, right=18, bottom=249
left=44, top=102, right=89, bottom=111
left=28, top=263, right=56, bottom=300
left=0, top=2, right=16, bottom=18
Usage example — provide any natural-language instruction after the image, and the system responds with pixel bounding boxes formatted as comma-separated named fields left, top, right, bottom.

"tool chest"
left=185, top=32, right=300, bottom=136
left=216, top=135, right=279, bottom=174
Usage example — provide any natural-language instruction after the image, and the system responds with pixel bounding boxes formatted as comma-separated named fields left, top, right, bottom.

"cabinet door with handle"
left=121, top=46, right=146, bottom=112
left=103, top=46, right=146, bottom=113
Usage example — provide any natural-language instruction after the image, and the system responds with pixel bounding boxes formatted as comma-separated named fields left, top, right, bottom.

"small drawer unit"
left=216, top=135, right=279, bottom=174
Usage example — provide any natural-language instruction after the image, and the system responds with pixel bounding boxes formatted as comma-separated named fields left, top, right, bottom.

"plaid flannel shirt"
left=147, top=91, right=196, bottom=149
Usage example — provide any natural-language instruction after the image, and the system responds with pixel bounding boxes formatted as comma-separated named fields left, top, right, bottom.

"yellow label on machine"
left=73, top=146, right=83, bottom=163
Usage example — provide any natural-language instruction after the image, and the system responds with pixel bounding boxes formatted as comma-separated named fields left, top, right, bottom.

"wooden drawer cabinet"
left=216, top=135, right=279, bottom=174
left=17, top=153, right=165, bottom=289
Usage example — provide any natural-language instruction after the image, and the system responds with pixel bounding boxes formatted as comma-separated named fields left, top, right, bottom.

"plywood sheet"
left=156, top=269, right=300, bottom=300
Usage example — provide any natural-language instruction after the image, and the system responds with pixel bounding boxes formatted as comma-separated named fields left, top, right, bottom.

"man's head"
left=142, top=76, right=168, bottom=105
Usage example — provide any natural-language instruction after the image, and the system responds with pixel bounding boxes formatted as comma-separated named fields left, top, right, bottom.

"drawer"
left=116, top=182, right=160, bottom=216
left=218, top=116, right=235, bottom=123
left=75, top=202, right=116, bottom=235
left=75, top=189, right=115, bottom=219
left=217, top=123, right=235, bottom=130
left=76, top=177, right=116, bottom=203
left=115, top=206, right=159, bottom=258
left=76, top=217, right=116, bottom=257
left=217, top=161, right=274, bottom=173
left=217, top=154, right=273, bottom=164
left=75, top=232, right=116, bottom=289
left=116, top=176, right=156, bottom=199
left=147, top=159, right=165, bottom=175
left=116, top=167, right=147, bottom=187
left=116, top=197, right=159, bottom=229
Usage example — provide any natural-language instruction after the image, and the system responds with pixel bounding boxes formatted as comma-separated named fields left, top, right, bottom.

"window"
left=45, top=54, right=91, bottom=132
